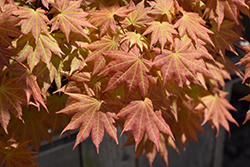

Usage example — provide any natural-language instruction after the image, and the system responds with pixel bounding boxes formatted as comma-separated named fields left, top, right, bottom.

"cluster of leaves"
left=1, top=0, right=250, bottom=166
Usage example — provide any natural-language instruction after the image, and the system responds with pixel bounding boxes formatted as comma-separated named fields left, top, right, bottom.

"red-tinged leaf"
left=15, top=33, right=62, bottom=72
left=0, top=0, right=14, bottom=10
left=142, top=21, right=177, bottom=50
left=239, top=91, right=250, bottom=124
left=170, top=109, right=205, bottom=148
left=210, top=20, right=240, bottom=59
left=99, top=47, right=152, bottom=98
left=121, top=0, right=152, bottom=31
left=205, top=60, right=231, bottom=89
left=0, top=9, right=21, bottom=46
left=7, top=106, right=52, bottom=152
left=89, top=2, right=132, bottom=36
left=49, top=0, right=95, bottom=42
left=57, top=93, right=118, bottom=152
left=13, top=7, right=49, bottom=43
left=147, top=0, right=177, bottom=22
left=134, top=134, right=157, bottom=167
left=85, top=35, right=119, bottom=75
left=191, top=39, right=215, bottom=61
left=157, top=133, right=179, bottom=166
left=236, top=45, right=250, bottom=82
left=196, top=90, right=239, bottom=136
left=243, top=109, right=250, bottom=124
left=121, top=31, right=148, bottom=51
left=217, top=56, right=243, bottom=80
left=117, top=98, right=174, bottom=151
left=0, top=139, right=38, bottom=167
left=15, top=66, right=48, bottom=112
left=57, top=71, right=91, bottom=96
left=0, top=47, right=17, bottom=74
left=153, top=38, right=211, bottom=87
left=204, top=0, right=248, bottom=30
left=0, top=77, right=26, bottom=133
left=174, top=11, right=213, bottom=46
left=63, top=46, right=87, bottom=75
left=86, top=35, right=119, bottom=62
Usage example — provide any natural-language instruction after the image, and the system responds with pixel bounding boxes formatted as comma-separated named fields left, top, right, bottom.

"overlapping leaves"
left=0, top=0, right=249, bottom=166
left=57, top=93, right=118, bottom=152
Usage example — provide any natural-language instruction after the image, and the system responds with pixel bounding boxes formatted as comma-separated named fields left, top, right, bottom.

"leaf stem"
left=115, top=16, right=126, bottom=34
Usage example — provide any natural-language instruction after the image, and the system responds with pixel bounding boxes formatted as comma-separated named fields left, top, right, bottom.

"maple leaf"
left=153, top=38, right=211, bottom=87
left=196, top=90, right=239, bottom=136
left=15, top=33, right=62, bottom=72
left=0, top=46, right=17, bottom=74
left=12, top=7, right=49, bottom=43
left=89, top=2, right=132, bottom=36
left=142, top=21, right=177, bottom=50
left=58, top=70, right=91, bottom=95
left=170, top=109, right=205, bottom=148
left=147, top=0, right=177, bottom=22
left=217, top=56, right=243, bottom=80
left=0, top=76, right=26, bottom=133
left=85, top=35, right=119, bottom=75
left=121, top=0, right=152, bottom=32
left=62, top=45, right=88, bottom=76
left=205, top=59, right=231, bottom=89
left=99, top=46, right=152, bottom=99
left=0, top=0, right=14, bottom=10
left=117, top=98, right=174, bottom=151
left=0, top=9, right=21, bottom=46
left=209, top=20, right=241, bottom=60
left=0, top=139, right=38, bottom=167
left=7, top=106, right=52, bottom=152
left=240, top=89, right=250, bottom=124
left=14, top=65, right=48, bottom=112
left=121, top=31, right=148, bottom=51
left=204, top=0, right=248, bottom=30
left=130, top=132, right=178, bottom=167
left=174, top=10, right=213, bottom=46
left=57, top=93, right=118, bottom=152
left=236, top=44, right=250, bottom=82
left=49, top=0, right=95, bottom=42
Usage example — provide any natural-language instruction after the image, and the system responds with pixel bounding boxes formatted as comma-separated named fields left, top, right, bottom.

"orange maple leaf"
left=117, top=98, right=174, bottom=151
left=121, top=31, right=148, bottom=51
left=14, top=66, right=48, bottom=112
left=204, top=0, right=248, bottom=30
left=13, top=7, right=49, bottom=43
left=15, top=33, right=62, bottom=72
left=196, top=90, right=239, bottom=136
left=210, top=20, right=241, bottom=60
left=0, top=9, right=21, bottom=46
left=236, top=44, right=250, bottom=82
left=0, top=47, right=17, bottom=74
left=99, top=46, right=152, bottom=99
left=142, top=21, right=177, bottom=50
left=147, top=0, right=177, bottom=22
left=49, top=0, right=95, bottom=42
left=57, top=93, right=118, bottom=153
left=89, top=2, right=132, bottom=36
left=170, top=109, right=205, bottom=148
left=0, top=76, right=26, bottom=134
left=85, top=35, right=119, bottom=75
left=174, top=10, right=213, bottom=46
left=121, top=0, right=152, bottom=32
left=153, top=38, right=211, bottom=87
